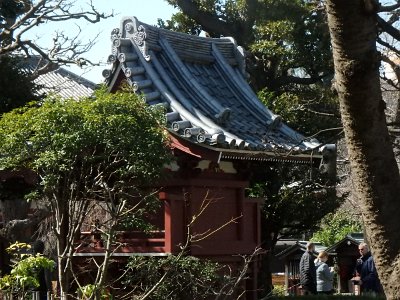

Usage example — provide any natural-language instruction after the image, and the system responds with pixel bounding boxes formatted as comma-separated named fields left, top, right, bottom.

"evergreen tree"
left=0, top=55, right=42, bottom=115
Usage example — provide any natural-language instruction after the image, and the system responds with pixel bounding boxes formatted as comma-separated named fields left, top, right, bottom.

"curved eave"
left=169, top=131, right=322, bottom=164
left=219, top=149, right=322, bottom=164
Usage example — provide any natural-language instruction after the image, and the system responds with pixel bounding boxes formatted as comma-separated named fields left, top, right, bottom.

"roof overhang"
left=325, top=236, right=364, bottom=253
left=169, top=133, right=220, bottom=161
left=169, top=131, right=323, bottom=164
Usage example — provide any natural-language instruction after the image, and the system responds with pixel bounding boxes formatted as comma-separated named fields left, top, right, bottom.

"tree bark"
left=326, top=0, right=400, bottom=298
left=56, top=199, right=71, bottom=299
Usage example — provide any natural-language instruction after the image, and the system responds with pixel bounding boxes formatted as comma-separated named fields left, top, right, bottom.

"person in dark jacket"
left=356, top=242, right=381, bottom=295
left=299, top=242, right=317, bottom=295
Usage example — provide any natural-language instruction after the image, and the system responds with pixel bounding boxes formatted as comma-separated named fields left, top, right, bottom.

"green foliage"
left=271, top=297, right=384, bottom=300
left=311, top=210, right=363, bottom=247
left=122, top=255, right=226, bottom=300
left=163, top=0, right=332, bottom=91
left=118, top=192, right=161, bottom=232
left=250, top=0, right=332, bottom=84
left=263, top=180, right=341, bottom=237
left=0, top=87, right=171, bottom=195
left=79, top=284, right=111, bottom=299
left=0, top=88, right=172, bottom=293
left=6, top=241, right=32, bottom=255
left=158, top=14, right=203, bottom=36
left=247, top=164, right=343, bottom=239
left=0, top=242, right=55, bottom=293
left=270, top=284, right=286, bottom=297
left=251, top=20, right=295, bottom=59
left=270, top=297, right=384, bottom=300
left=0, top=55, right=42, bottom=115
left=258, top=88, right=341, bottom=141
left=163, top=0, right=248, bottom=36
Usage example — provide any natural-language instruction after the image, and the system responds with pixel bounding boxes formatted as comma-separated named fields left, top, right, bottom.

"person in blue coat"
left=315, top=251, right=335, bottom=294
left=356, top=243, right=381, bottom=295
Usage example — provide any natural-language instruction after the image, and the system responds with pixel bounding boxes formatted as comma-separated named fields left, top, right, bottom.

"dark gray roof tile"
left=103, top=17, right=321, bottom=156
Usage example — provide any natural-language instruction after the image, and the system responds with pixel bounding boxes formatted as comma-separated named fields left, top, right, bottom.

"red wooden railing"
left=74, top=230, right=166, bottom=254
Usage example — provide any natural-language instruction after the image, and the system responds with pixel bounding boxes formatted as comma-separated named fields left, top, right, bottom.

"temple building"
left=71, top=17, right=334, bottom=299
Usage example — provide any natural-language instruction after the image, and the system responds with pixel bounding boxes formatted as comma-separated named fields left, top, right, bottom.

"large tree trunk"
left=326, top=0, right=400, bottom=298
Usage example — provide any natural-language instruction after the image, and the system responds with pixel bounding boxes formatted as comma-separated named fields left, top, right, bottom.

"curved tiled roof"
left=103, top=17, right=321, bottom=158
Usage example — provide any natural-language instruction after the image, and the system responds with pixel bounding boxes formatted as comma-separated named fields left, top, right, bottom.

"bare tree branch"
left=377, top=37, right=400, bottom=56
left=379, top=1, right=400, bottom=12
left=378, top=15, right=400, bottom=41
left=0, top=0, right=113, bottom=74
left=382, top=53, right=400, bottom=84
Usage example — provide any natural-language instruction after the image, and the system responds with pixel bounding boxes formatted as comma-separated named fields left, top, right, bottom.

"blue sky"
left=30, top=0, right=177, bottom=83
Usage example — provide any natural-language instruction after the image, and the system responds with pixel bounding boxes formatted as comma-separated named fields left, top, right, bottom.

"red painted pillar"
left=160, top=191, right=185, bottom=253
left=236, top=187, right=245, bottom=241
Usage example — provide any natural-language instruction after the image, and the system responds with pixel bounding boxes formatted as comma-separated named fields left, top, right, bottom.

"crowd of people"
left=299, top=242, right=381, bottom=296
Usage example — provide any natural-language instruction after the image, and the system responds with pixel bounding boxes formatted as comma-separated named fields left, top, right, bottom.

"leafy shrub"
left=271, top=285, right=286, bottom=296
left=78, top=284, right=111, bottom=300
left=311, top=210, right=362, bottom=247
left=0, top=242, right=55, bottom=295
left=122, top=255, right=229, bottom=300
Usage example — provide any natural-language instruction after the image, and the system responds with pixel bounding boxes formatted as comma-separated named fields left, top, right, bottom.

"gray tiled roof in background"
left=22, top=56, right=95, bottom=99
left=325, top=233, right=364, bottom=254
left=35, top=67, right=95, bottom=99
left=103, top=17, right=321, bottom=158
left=275, top=241, right=327, bottom=259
